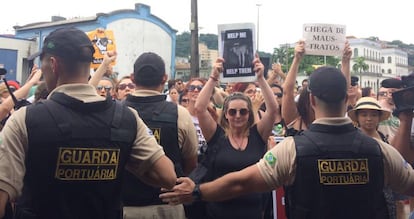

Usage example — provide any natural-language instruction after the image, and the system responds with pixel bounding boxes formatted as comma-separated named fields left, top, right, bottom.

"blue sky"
left=1, top=0, right=411, bottom=53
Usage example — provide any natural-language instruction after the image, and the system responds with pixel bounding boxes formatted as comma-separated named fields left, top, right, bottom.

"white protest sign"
left=218, top=23, right=256, bottom=83
left=303, top=23, right=346, bottom=56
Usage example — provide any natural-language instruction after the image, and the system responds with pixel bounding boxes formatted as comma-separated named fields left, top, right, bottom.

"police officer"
left=160, top=66, right=414, bottom=219
left=0, top=27, right=176, bottom=219
left=122, top=52, right=197, bottom=219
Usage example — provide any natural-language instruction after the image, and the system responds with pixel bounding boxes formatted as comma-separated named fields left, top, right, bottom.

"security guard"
left=0, top=27, right=176, bottom=219
left=160, top=66, right=414, bottom=219
left=122, top=52, right=197, bottom=219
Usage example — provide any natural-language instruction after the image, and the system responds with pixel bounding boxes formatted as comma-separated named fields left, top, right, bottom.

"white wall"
left=107, top=19, right=173, bottom=78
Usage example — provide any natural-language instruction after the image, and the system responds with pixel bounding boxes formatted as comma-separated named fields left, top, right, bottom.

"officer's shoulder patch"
left=264, top=151, right=277, bottom=167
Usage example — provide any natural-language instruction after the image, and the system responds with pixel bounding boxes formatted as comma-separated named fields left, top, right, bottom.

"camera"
left=392, top=73, right=414, bottom=115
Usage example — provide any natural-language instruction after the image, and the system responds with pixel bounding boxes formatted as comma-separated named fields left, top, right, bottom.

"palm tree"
left=272, top=47, right=286, bottom=64
left=352, top=57, right=369, bottom=86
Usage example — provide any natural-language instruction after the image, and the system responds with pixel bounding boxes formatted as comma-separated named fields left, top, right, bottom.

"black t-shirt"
left=206, top=125, right=267, bottom=219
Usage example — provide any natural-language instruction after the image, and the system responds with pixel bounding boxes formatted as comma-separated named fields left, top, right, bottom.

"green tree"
left=352, top=56, right=369, bottom=86
left=272, top=47, right=287, bottom=64
left=199, top=34, right=218, bottom=50
left=175, top=31, right=191, bottom=57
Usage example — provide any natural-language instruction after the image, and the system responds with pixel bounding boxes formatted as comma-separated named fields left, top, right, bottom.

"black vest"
left=122, top=94, right=182, bottom=206
left=19, top=92, right=137, bottom=219
left=285, top=123, right=388, bottom=219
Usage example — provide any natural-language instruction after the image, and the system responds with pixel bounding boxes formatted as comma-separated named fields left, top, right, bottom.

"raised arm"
left=255, top=54, right=278, bottom=142
left=0, top=65, right=42, bottom=121
left=194, top=58, right=224, bottom=141
left=282, top=40, right=304, bottom=125
left=88, top=51, right=117, bottom=87
left=266, top=63, right=285, bottom=85
left=341, top=41, right=352, bottom=88
left=391, top=111, right=414, bottom=164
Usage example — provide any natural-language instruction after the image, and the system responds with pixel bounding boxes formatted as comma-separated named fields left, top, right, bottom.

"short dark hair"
left=133, top=52, right=165, bottom=87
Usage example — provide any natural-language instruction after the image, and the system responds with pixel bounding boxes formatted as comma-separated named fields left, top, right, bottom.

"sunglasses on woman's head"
left=227, top=108, right=249, bottom=116
left=118, top=83, right=135, bottom=90
left=188, top=85, right=203, bottom=92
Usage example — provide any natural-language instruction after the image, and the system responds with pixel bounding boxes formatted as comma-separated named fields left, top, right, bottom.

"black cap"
left=351, top=76, right=359, bottom=86
left=308, top=66, right=347, bottom=103
left=31, top=27, right=94, bottom=62
left=133, top=52, right=166, bottom=87
left=381, top=78, right=403, bottom=89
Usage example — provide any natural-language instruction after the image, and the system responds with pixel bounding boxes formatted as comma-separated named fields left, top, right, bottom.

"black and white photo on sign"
left=218, top=23, right=256, bottom=83
left=303, top=23, right=346, bottom=56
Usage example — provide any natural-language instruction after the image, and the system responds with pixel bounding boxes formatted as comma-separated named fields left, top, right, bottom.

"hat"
left=380, top=78, right=403, bottom=89
left=31, top=27, right=94, bottom=62
left=6, top=80, right=20, bottom=90
left=351, top=76, right=359, bottom=86
left=308, top=66, right=347, bottom=103
left=348, top=97, right=391, bottom=122
left=133, top=52, right=166, bottom=87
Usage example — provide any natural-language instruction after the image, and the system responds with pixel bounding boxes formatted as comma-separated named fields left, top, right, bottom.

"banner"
left=87, top=28, right=116, bottom=69
left=218, top=23, right=256, bottom=83
left=303, top=23, right=346, bottom=56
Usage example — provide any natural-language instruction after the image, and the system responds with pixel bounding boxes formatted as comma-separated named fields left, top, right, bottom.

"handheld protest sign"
left=218, top=23, right=256, bottom=83
left=303, top=23, right=346, bottom=56
left=87, top=28, right=117, bottom=69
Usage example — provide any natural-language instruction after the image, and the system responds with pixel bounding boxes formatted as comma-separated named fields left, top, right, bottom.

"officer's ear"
left=161, top=74, right=168, bottom=84
left=309, top=93, right=317, bottom=109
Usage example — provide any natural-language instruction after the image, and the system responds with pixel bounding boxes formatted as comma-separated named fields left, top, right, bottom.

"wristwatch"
left=192, top=184, right=203, bottom=202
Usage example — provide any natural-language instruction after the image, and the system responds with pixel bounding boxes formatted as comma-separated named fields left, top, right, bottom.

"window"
left=388, top=56, right=392, bottom=63
left=381, top=57, right=384, bottom=63
left=354, top=48, right=359, bottom=57
left=388, top=69, right=392, bottom=74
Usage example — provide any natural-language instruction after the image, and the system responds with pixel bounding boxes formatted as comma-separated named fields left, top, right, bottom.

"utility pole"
left=190, top=0, right=199, bottom=78
left=256, top=3, right=262, bottom=52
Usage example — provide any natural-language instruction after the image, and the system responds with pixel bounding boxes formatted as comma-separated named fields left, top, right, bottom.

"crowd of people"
left=0, top=26, right=412, bottom=219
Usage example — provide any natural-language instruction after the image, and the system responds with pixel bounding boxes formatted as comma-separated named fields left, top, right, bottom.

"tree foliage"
left=271, top=46, right=340, bottom=75
left=176, top=32, right=191, bottom=57
left=176, top=32, right=219, bottom=57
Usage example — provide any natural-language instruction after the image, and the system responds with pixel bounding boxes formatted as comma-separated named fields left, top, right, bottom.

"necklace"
left=230, top=134, right=245, bottom=150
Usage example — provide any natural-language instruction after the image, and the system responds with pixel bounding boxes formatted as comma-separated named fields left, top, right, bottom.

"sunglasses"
left=188, top=85, right=203, bottom=92
left=96, top=85, right=113, bottom=91
left=118, top=83, right=135, bottom=90
left=274, top=92, right=283, bottom=98
left=181, top=98, right=189, bottom=103
left=227, top=108, right=249, bottom=116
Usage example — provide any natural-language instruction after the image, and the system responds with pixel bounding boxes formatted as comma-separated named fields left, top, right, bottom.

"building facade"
left=0, top=35, right=36, bottom=82
left=6, top=3, right=177, bottom=81
left=348, top=38, right=410, bottom=91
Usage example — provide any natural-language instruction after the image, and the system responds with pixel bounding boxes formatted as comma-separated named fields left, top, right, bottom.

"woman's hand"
left=294, top=40, right=305, bottom=60
left=26, top=64, right=42, bottom=86
left=342, top=41, right=352, bottom=61
left=210, top=58, right=225, bottom=80
left=252, top=91, right=264, bottom=112
left=252, top=53, right=264, bottom=79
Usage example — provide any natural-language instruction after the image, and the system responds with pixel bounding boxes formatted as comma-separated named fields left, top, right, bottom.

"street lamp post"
left=256, top=3, right=262, bottom=52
